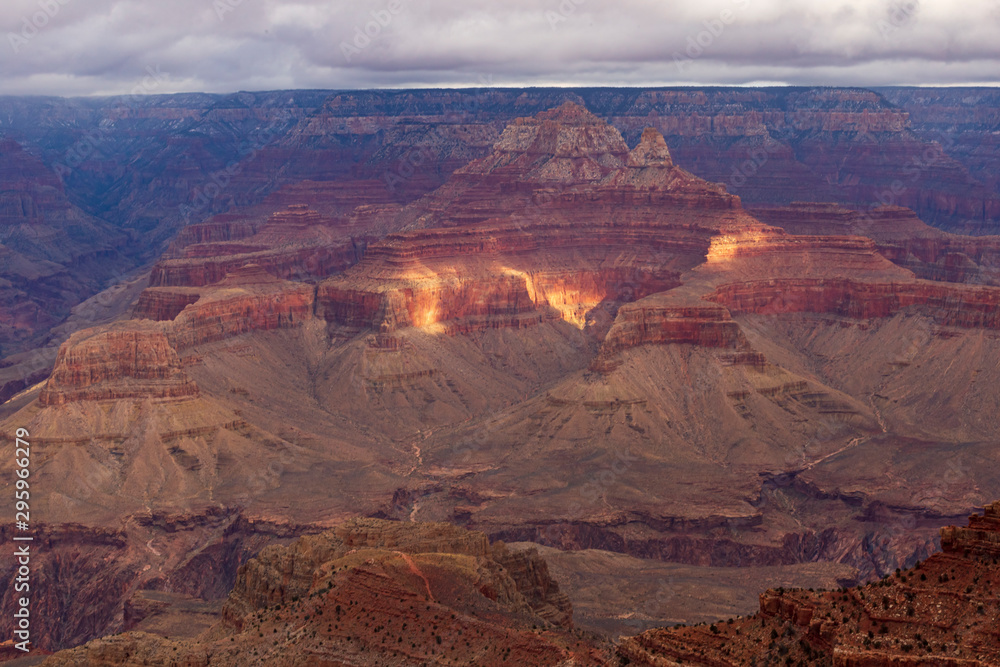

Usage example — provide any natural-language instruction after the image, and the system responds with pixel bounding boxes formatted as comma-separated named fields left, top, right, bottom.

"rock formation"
left=751, top=202, right=1000, bottom=285
left=37, top=324, right=198, bottom=406
left=149, top=204, right=364, bottom=288
left=39, top=519, right=611, bottom=666
left=317, top=103, right=762, bottom=337
left=6, top=100, right=1000, bottom=657
left=4, top=86, right=1000, bottom=382
left=620, top=503, right=1000, bottom=666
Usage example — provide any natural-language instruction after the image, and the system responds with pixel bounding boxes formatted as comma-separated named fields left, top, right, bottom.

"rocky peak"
left=533, top=100, right=604, bottom=124
left=486, top=101, right=629, bottom=164
left=627, top=127, right=674, bottom=168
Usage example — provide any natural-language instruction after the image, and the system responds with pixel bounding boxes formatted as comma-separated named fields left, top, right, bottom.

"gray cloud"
left=1, top=0, right=999, bottom=96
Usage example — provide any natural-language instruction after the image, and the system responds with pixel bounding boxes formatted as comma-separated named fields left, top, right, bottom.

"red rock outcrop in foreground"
left=620, top=502, right=1000, bottom=666
left=40, top=519, right=612, bottom=666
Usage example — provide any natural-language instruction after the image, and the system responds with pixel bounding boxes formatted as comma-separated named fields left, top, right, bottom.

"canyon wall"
left=620, top=503, right=1000, bottom=666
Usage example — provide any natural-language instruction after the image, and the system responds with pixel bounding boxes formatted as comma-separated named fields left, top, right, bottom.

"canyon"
left=35, top=519, right=612, bottom=666
left=0, top=94, right=999, bottom=660
left=1, top=87, right=996, bottom=354
left=29, top=505, right=1000, bottom=665
left=621, top=502, right=1000, bottom=665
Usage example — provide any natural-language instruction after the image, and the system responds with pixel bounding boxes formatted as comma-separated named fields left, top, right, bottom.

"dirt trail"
left=394, top=551, right=435, bottom=602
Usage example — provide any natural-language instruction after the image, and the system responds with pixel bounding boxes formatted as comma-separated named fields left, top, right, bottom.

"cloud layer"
left=3, top=0, right=999, bottom=96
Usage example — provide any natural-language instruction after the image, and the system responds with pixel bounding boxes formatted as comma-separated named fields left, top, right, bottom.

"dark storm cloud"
left=1, top=0, right=999, bottom=96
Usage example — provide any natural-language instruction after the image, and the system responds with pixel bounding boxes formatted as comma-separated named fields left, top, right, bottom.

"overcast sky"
left=2, top=0, right=1000, bottom=96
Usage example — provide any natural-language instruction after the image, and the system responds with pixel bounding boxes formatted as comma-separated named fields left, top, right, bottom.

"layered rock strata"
left=752, top=202, right=1000, bottom=285
left=149, top=204, right=364, bottom=288
left=38, top=325, right=198, bottom=406
left=40, top=519, right=609, bottom=666
left=620, top=503, right=1000, bottom=666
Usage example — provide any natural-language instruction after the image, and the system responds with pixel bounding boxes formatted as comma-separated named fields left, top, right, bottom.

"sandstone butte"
left=4, top=102, right=1000, bottom=654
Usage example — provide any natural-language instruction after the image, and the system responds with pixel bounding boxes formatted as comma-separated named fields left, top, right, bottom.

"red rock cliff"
left=620, top=502, right=1000, bottom=666
left=38, top=325, right=198, bottom=406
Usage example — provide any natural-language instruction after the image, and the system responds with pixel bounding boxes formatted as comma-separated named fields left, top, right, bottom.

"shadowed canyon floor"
left=1, top=101, right=1000, bottom=658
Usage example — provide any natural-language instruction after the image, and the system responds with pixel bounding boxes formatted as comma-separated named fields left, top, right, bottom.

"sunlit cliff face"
left=705, top=230, right=772, bottom=264
left=413, top=303, right=440, bottom=329
left=398, top=266, right=620, bottom=332
left=705, top=234, right=742, bottom=264
left=503, top=267, right=619, bottom=330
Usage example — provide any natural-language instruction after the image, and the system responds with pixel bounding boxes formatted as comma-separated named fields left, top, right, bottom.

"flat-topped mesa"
left=133, top=266, right=290, bottom=322
left=165, top=277, right=315, bottom=351
left=708, top=278, right=1000, bottom=329
left=150, top=203, right=358, bottom=288
left=752, top=202, right=1000, bottom=286
left=53, top=274, right=312, bottom=405
left=941, top=501, right=1000, bottom=558
left=149, top=241, right=358, bottom=288
left=592, top=299, right=749, bottom=372
left=38, top=325, right=198, bottom=407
